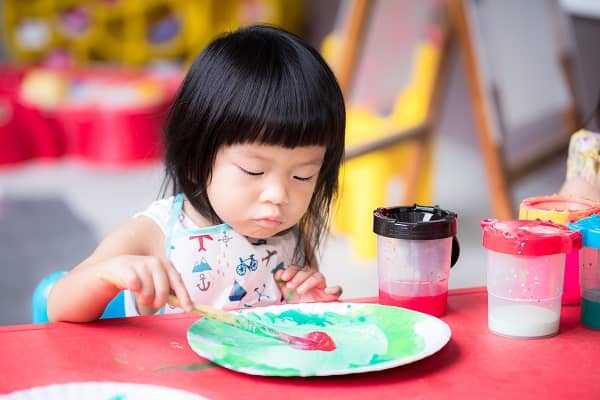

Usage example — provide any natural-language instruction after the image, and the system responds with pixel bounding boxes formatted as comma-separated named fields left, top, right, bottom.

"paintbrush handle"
left=167, top=295, right=300, bottom=344
left=167, top=295, right=271, bottom=334
left=167, top=294, right=230, bottom=322
left=98, top=274, right=301, bottom=344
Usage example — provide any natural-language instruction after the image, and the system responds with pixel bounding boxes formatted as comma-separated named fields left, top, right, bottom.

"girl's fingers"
left=135, top=261, right=156, bottom=306
left=97, top=271, right=128, bottom=290
left=99, top=256, right=192, bottom=312
left=279, top=265, right=304, bottom=282
left=311, top=286, right=343, bottom=302
left=274, top=269, right=284, bottom=282
left=150, top=262, right=171, bottom=309
left=166, top=264, right=192, bottom=311
left=324, top=285, right=343, bottom=296
left=295, top=272, right=326, bottom=294
left=285, top=269, right=312, bottom=290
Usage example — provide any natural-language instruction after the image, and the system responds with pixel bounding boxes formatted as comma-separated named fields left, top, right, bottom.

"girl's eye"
left=293, top=175, right=313, bottom=182
left=239, top=167, right=263, bottom=176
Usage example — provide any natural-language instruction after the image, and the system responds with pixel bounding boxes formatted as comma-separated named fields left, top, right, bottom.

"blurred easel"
left=327, top=0, right=453, bottom=258
left=334, top=0, right=581, bottom=221
left=335, top=0, right=451, bottom=205
left=449, top=0, right=581, bottom=219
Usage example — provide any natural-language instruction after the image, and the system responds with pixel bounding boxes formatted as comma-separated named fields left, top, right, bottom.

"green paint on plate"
left=187, top=303, right=447, bottom=376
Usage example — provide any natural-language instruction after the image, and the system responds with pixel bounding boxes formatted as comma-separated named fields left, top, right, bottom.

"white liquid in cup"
left=488, top=304, right=560, bottom=338
left=486, top=250, right=565, bottom=338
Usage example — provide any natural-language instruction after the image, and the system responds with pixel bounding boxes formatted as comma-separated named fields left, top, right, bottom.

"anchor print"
left=196, top=273, right=211, bottom=291
left=236, top=254, right=258, bottom=276
left=262, top=249, right=278, bottom=266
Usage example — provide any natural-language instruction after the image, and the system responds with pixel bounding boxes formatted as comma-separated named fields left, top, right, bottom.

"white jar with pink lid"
left=481, top=219, right=582, bottom=338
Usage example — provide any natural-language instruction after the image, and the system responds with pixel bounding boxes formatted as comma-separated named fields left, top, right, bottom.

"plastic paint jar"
left=481, top=219, right=581, bottom=338
left=569, top=214, right=600, bottom=330
left=373, top=205, right=459, bottom=317
left=519, top=195, right=600, bottom=305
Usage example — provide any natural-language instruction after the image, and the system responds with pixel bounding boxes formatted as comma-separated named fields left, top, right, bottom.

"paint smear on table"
left=187, top=302, right=451, bottom=376
left=153, top=361, right=215, bottom=373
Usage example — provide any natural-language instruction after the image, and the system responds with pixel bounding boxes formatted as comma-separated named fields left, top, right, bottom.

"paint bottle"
left=373, top=205, right=459, bottom=317
left=569, top=214, right=600, bottom=330
left=519, top=195, right=600, bottom=305
left=481, top=219, right=581, bottom=338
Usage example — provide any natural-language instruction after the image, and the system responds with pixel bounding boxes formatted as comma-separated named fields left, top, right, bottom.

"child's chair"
left=32, top=271, right=126, bottom=323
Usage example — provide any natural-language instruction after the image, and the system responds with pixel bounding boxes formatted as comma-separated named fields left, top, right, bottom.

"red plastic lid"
left=481, top=218, right=582, bottom=256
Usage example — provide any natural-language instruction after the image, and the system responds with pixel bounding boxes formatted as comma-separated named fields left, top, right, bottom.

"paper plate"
left=1, top=382, right=207, bottom=400
left=187, top=302, right=451, bottom=376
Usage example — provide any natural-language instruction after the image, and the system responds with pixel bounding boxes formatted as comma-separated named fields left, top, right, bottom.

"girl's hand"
left=98, top=255, right=193, bottom=312
left=275, top=266, right=343, bottom=303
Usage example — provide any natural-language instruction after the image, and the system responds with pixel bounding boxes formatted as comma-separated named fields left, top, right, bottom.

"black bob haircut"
left=162, top=24, right=346, bottom=265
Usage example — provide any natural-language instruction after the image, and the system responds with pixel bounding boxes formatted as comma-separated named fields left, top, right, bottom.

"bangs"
left=224, top=77, right=342, bottom=149
left=204, top=30, right=345, bottom=150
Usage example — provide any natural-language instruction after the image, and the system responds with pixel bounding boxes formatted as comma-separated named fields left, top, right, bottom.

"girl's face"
left=206, top=143, right=326, bottom=239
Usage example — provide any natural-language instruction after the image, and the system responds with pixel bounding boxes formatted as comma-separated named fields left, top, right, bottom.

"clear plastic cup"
left=519, top=195, right=600, bottom=305
left=373, top=205, right=459, bottom=317
left=569, top=214, right=600, bottom=330
left=481, top=219, right=581, bottom=338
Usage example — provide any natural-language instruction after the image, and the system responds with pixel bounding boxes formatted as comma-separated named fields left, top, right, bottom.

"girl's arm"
left=47, top=217, right=192, bottom=322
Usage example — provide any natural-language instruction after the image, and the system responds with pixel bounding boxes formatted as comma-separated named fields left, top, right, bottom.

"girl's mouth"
left=254, top=217, right=283, bottom=228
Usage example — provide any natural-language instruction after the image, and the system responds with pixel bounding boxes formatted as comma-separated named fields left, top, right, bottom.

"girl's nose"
left=259, top=177, right=289, bottom=205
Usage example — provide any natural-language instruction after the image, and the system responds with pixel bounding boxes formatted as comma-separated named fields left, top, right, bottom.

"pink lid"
left=481, top=218, right=582, bottom=256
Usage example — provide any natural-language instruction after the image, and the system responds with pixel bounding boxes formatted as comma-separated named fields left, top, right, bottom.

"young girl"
left=47, top=25, right=345, bottom=322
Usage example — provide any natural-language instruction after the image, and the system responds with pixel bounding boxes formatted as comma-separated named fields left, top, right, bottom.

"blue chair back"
left=32, top=271, right=126, bottom=323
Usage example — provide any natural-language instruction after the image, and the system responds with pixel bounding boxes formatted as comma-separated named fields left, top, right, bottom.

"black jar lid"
left=373, top=205, right=457, bottom=240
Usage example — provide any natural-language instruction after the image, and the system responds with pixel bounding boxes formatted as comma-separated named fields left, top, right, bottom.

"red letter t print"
left=189, top=234, right=213, bottom=252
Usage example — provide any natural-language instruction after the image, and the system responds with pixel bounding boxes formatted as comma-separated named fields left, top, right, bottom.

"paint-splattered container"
left=481, top=218, right=581, bottom=338
left=373, top=205, right=458, bottom=317
left=569, top=214, right=600, bottom=330
left=519, top=194, right=600, bottom=305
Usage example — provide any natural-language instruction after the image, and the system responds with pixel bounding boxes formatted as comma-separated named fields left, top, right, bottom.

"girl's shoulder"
left=133, top=196, right=176, bottom=235
left=134, top=195, right=215, bottom=234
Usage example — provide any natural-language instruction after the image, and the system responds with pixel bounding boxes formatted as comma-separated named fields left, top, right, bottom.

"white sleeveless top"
left=124, top=194, right=300, bottom=316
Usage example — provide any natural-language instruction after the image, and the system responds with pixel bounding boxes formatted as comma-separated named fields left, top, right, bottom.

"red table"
left=1, top=287, right=598, bottom=399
